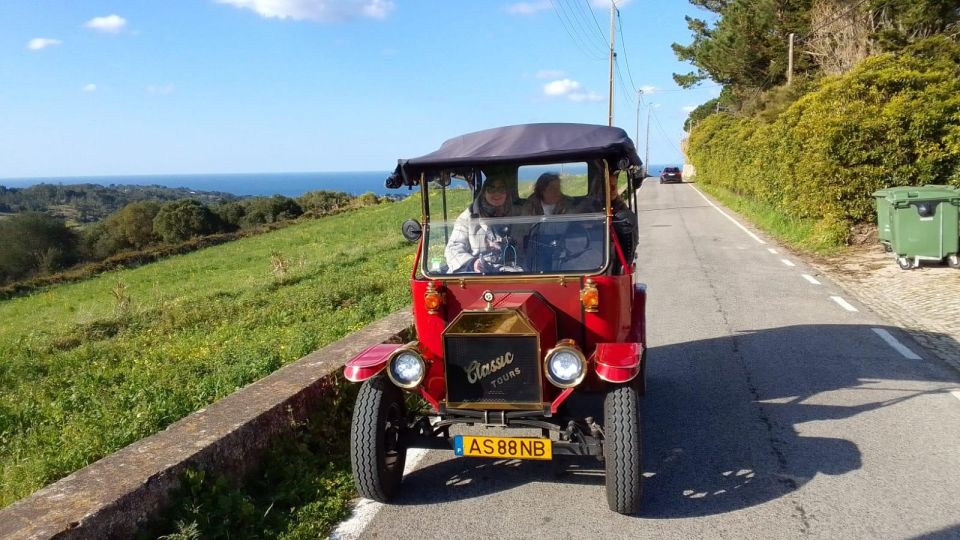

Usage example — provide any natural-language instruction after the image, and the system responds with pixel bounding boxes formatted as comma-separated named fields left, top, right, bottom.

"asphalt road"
left=333, top=180, right=960, bottom=539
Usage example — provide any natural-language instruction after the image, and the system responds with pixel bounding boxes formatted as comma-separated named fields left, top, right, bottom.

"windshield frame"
left=415, top=161, right=614, bottom=280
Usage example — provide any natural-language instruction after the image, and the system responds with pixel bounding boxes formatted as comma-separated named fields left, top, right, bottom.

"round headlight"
left=388, top=350, right=425, bottom=389
left=545, top=347, right=586, bottom=388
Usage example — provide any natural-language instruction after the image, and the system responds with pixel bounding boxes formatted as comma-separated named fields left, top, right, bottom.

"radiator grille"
left=444, top=335, right=541, bottom=407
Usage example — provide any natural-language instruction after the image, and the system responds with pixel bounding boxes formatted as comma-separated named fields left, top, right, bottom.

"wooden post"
left=787, top=32, right=795, bottom=86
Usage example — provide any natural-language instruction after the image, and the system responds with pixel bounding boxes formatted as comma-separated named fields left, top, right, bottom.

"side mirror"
left=401, top=219, right=422, bottom=242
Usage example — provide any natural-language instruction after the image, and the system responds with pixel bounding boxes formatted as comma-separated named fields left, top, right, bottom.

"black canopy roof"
left=386, top=123, right=642, bottom=188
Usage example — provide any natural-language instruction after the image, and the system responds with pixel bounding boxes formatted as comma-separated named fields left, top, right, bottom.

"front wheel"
left=604, top=385, right=643, bottom=514
left=897, top=257, right=913, bottom=270
left=948, top=254, right=960, bottom=269
left=350, top=374, right=407, bottom=501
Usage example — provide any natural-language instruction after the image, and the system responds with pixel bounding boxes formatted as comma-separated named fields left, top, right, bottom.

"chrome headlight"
left=544, top=344, right=586, bottom=388
left=387, top=349, right=425, bottom=389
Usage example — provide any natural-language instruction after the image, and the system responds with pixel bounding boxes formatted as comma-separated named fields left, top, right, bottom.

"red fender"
left=592, top=342, right=643, bottom=383
left=343, top=343, right=403, bottom=382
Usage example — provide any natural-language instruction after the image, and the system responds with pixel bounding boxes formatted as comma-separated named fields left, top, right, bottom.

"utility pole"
left=787, top=32, right=795, bottom=86
left=644, top=107, right=650, bottom=178
left=607, top=1, right=615, bottom=127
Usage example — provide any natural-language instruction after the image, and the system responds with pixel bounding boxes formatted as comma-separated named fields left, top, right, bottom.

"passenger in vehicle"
left=445, top=177, right=518, bottom=273
left=607, top=167, right=638, bottom=271
left=522, top=172, right=575, bottom=216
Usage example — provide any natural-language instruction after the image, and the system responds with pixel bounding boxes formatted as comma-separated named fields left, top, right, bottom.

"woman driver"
left=445, top=177, right=517, bottom=273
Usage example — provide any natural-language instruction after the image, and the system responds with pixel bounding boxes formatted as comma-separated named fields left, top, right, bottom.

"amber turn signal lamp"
left=424, top=282, right=443, bottom=314
left=580, top=279, right=599, bottom=313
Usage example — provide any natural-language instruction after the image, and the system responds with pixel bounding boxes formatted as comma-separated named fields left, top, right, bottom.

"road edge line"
left=688, top=184, right=767, bottom=245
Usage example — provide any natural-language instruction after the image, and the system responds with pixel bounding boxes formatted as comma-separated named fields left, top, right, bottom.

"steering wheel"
left=524, top=221, right=592, bottom=272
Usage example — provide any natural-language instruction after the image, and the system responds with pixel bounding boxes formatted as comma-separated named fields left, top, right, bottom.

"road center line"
left=952, top=390, right=960, bottom=402
left=780, top=259, right=796, bottom=267
left=831, top=296, right=859, bottom=312
left=767, top=248, right=778, bottom=254
left=688, top=185, right=767, bottom=245
left=330, top=447, right=430, bottom=539
left=802, top=274, right=821, bottom=285
left=872, top=328, right=922, bottom=360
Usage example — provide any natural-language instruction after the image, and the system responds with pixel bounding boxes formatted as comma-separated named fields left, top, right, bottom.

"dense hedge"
left=688, top=36, right=960, bottom=245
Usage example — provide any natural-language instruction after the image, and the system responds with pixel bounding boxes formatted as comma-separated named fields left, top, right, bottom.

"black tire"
left=897, top=257, right=913, bottom=270
left=604, top=385, right=642, bottom=514
left=351, top=374, right=407, bottom=501
left=948, top=254, right=960, bottom=269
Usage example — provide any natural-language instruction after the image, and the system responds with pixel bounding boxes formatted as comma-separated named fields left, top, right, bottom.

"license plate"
left=453, top=435, right=552, bottom=460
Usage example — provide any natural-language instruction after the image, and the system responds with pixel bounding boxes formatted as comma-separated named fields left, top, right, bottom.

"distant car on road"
left=660, top=166, right=682, bottom=184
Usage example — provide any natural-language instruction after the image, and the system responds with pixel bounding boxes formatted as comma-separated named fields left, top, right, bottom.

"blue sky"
left=0, top=0, right=720, bottom=178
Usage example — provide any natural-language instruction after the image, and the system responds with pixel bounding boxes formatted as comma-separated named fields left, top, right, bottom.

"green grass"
left=0, top=196, right=423, bottom=508
left=696, top=181, right=847, bottom=254
left=140, top=375, right=360, bottom=540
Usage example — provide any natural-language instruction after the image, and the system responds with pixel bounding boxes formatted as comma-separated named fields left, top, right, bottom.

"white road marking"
left=780, top=259, right=796, bottom=267
left=802, top=274, right=821, bottom=285
left=871, top=328, right=922, bottom=360
left=952, top=390, right=960, bottom=402
left=830, top=296, right=859, bottom=312
left=689, top=185, right=767, bottom=245
left=330, top=447, right=430, bottom=540
left=767, top=248, right=778, bottom=254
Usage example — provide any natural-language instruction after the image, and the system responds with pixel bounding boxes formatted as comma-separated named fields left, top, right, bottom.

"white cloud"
left=535, top=69, right=565, bottom=79
left=86, top=14, right=127, bottom=33
left=27, top=38, right=61, bottom=50
left=215, top=0, right=395, bottom=22
left=544, top=79, right=581, bottom=96
left=543, top=79, right=604, bottom=102
left=82, top=83, right=97, bottom=92
left=639, top=85, right=657, bottom=95
left=147, top=83, right=176, bottom=95
left=681, top=105, right=696, bottom=112
left=507, top=1, right=551, bottom=15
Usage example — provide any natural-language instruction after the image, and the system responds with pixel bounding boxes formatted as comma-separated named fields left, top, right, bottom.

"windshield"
left=419, top=161, right=610, bottom=277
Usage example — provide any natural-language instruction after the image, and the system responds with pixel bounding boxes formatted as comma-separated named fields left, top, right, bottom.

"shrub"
left=688, top=36, right=960, bottom=245
left=0, top=213, right=78, bottom=282
left=153, top=200, right=221, bottom=243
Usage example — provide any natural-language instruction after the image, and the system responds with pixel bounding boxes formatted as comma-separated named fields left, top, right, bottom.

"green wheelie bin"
left=883, top=185, right=960, bottom=270
left=872, top=187, right=896, bottom=252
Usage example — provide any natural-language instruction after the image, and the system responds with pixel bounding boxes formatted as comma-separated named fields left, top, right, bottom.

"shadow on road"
left=390, top=324, right=960, bottom=517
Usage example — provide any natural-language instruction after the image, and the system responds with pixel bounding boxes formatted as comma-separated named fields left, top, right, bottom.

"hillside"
left=0, top=195, right=422, bottom=507
left=0, top=183, right=240, bottom=224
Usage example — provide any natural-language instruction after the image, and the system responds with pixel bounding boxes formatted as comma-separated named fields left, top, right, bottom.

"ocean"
left=0, top=165, right=672, bottom=198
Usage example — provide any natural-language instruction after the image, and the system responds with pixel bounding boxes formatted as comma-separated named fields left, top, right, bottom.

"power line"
left=614, top=57, right=636, bottom=108
left=564, top=0, right=608, bottom=52
left=615, top=8, right=639, bottom=94
left=550, top=0, right=606, bottom=59
left=583, top=0, right=608, bottom=43
left=641, top=94, right=683, bottom=157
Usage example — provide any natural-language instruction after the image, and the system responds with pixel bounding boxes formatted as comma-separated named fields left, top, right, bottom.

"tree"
left=152, top=200, right=220, bottom=243
left=673, top=0, right=814, bottom=92
left=104, top=201, right=162, bottom=250
left=0, top=213, right=78, bottom=282
left=241, top=196, right=303, bottom=227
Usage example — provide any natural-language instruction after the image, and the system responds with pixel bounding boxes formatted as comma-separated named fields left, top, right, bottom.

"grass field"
left=0, top=196, right=424, bottom=508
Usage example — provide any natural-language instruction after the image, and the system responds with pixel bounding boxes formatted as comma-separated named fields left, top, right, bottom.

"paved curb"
left=0, top=309, right=412, bottom=540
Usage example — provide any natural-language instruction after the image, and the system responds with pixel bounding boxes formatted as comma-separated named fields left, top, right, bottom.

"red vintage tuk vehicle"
left=343, top=123, right=647, bottom=514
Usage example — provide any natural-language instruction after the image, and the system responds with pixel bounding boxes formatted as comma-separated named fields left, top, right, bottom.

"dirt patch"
left=848, top=223, right=879, bottom=247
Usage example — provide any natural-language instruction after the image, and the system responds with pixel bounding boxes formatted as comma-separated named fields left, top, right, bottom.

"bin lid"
left=882, top=185, right=960, bottom=202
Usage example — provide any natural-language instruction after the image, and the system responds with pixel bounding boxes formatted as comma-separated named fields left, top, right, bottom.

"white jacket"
left=444, top=208, right=505, bottom=273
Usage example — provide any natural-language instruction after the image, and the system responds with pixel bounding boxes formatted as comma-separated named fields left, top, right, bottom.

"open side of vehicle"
left=343, top=123, right=647, bottom=514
